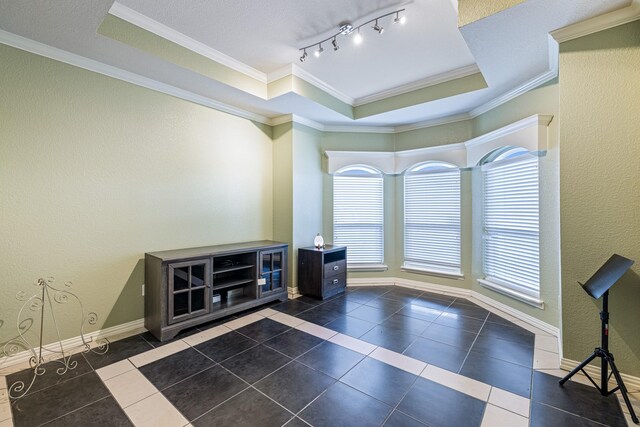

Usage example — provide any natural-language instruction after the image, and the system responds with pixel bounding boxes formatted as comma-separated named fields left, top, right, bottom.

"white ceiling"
left=116, top=0, right=478, bottom=101
left=0, top=0, right=632, bottom=129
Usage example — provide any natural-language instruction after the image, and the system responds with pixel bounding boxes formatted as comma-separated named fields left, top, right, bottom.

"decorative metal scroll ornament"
left=1, top=277, right=109, bottom=399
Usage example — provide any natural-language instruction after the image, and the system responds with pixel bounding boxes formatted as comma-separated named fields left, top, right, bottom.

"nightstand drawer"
left=324, top=274, right=346, bottom=291
left=324, top=259, right=346, bottom=279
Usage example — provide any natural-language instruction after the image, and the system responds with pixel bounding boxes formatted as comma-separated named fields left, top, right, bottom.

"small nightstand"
left=297, top=245, right=347, bottom=299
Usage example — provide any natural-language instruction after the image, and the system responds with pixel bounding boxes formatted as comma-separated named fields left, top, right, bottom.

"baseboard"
left=0, top=318, right=145, bottom=375
left=469, top=291, right=559, bottom=337
left=347, top=276, right=559, bottom=337
left=288, top=286, right=299, bottom=298
left=561, top=358, right=640, bottom=392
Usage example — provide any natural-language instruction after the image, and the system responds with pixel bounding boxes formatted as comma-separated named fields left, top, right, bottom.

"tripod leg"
left=606, top=356, right=639, bottom=424
left=560, top=352, right=598, bottom=386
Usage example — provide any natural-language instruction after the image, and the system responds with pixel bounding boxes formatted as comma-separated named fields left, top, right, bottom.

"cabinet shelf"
left=213, top=263, right=254, bottom=275
left=211, top=278, right=255, bottom=292
left=211, top=295, right=255, bottom=311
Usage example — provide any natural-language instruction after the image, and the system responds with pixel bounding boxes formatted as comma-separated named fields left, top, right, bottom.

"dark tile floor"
left=3, top=286, right=630, bottom=427
left=274, top=286, right=536, bottom=397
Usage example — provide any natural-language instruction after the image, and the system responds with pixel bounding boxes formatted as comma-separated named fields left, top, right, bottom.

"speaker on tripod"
left=559, top=254, right=638, bottom=424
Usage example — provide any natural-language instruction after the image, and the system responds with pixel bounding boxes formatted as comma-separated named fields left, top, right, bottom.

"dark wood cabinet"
left=298, top=245, right=347, bottom=300
left=145, top=241, right=288, bottom=341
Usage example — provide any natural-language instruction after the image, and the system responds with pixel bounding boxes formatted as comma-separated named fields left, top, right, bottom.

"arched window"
left=480, top=146, right=540, bottom=301
left=333, top=165, right=384, bottom=266
left=403, top=161, right=461, bottom=275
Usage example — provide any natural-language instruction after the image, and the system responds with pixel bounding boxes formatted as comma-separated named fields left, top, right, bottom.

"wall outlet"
left=141, top=284, right=145, bottom=296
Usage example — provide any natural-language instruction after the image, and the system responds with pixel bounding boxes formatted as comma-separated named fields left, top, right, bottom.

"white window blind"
left=404, top=162, right=461, bottom=274
left=482, top=153, right=540, bottom=299
left=333, top=166, right=384, bottom=266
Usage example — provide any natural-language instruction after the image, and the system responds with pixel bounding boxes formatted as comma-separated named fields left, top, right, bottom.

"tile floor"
left=1, top=286, right=635, bottom=427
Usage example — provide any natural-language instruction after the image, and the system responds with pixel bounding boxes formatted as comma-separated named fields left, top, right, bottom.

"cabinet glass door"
left=259, top=249, right=286, bottom=297
left=168, top=259, right=211, bottom=324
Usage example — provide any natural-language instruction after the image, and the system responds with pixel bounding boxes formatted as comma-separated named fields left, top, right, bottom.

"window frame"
left=402, top=161, right=462, bottom=277
left=332, top=165, right=386, bottom=269
left=479, top=148, right=542, bottom=307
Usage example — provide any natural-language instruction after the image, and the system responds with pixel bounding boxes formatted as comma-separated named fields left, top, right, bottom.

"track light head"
left=314, top=44, right=323, bottom=57
left=354, top=28, right=363, bottom=45
left=332, top=37, right=339, bottom=51
left=394, top=12, right=406, bottom=24
left=373, top=19, right=384, bottom=34
left=300, top=49, right=307, bottom=62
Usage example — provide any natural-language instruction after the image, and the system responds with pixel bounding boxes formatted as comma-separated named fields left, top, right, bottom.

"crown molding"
left=550, top=0, right=640, bottom=43
left=394, top=113, right=473, bottom=133
left=464, top=114, right=553, bottom=149
left=269, top=114, right=325, bottom=131
left=470, top=69, right=557, bottom=118
left=323, top=124, right=396, bottom=133
left=289, top=64, right=355, bottom=105
left=267, top=64, right=293, bottom=84
left=109, top=2, right=268, bottom=83
left=353, top=64, right=481, bottom=106
left=0, top=29, right=270, bottom=125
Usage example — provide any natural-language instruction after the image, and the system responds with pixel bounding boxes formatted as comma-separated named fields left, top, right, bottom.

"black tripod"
left=560, top=289, right=638, bottom=424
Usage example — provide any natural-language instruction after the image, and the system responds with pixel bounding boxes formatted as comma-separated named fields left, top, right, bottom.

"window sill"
left=401, top=264, right=464, bottom=280
left=478, top=279, right=544, bottom=309
left=348, top=264, right=388, bottom=272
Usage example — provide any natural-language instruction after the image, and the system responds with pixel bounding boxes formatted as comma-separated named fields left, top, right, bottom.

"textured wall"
left=559, top=21, right=640, bottom=376
left=457, top=0, right=527, bottom=27
left=0, top=45, right=274, bottom=344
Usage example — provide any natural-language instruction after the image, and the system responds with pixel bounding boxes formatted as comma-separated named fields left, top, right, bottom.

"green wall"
left=3, top=16, right=639, bottom=378
left=0, top=44, right=274, bottom=343
left=559, top=21, right=640, bottom=376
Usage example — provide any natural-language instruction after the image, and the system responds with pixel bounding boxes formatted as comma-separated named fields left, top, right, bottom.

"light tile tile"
left=370, top=347, right=426, bottom=376
left=0, top=418, right=13, bottom=427
left=182, top=325, right=231, bottom=347
left=124, top=393, right=189, bottom=427
left=328, top=333, right=377, bottom=355
left=0, top=387, right=11, bottom=423
left=0, top=376, right=6, bottom=390
left=224, top=313, right=264, bottom=330
left=256, top=308, right=279, bottom=317
left=421, top=365, right=490, bottom=401
left=129, top=340, right=189, bottom=368
left=104, top=369, right=158, bottom=408
left=533, top=348, right=559, bottom=370
left=481, top=404, right=528, bottom=427
left=535, top=334, right=559, bottom=353
left=269, top=312, right=306, bottom=328
left=295, top=322, right=338, bottom=340
left=488, top=387, right=530, bottom=417
left=96, top=359, right=135, bottom=382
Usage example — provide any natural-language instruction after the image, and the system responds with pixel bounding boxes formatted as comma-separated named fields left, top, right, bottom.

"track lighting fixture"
left=298, top=8, right=405, bottom=61
left=372, top=19, right=384, bottom=34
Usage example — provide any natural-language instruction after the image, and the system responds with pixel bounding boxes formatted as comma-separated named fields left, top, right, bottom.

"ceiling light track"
left=299, top=8, right=406, bottom=62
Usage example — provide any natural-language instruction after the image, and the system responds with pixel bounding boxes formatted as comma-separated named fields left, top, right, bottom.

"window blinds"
left=404, top=167, right=461, bottom=273
left=333, top=171, right=384, bottom=265
left=482, top=155, right=540, bottom=298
